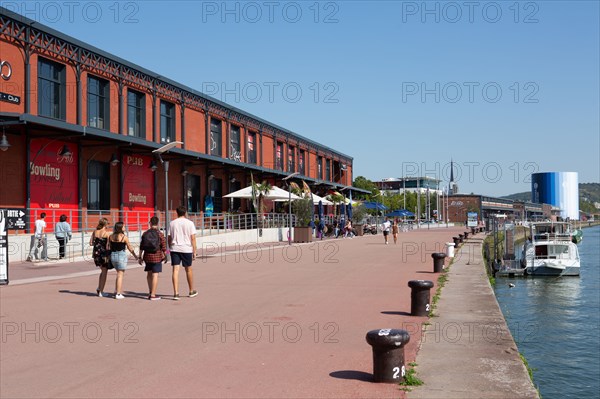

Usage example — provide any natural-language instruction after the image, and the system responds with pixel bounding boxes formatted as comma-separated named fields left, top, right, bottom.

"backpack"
left=141, top=229, right=160, bottom=253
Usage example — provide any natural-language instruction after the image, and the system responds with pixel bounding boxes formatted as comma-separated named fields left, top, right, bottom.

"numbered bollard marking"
left=391, top=365, right=406, bottom=379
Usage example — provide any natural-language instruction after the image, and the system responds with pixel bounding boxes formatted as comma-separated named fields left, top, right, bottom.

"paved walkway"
left=409, top=236, right=539, bottom=399
left=0, top=227, right=535, bottom=398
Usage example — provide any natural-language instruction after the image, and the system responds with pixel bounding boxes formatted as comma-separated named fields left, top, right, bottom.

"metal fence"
left=18, top=209, right=298, bottom=236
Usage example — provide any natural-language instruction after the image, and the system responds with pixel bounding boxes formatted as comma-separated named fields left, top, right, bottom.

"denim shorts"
left=110, top=250, right=128, bottom=270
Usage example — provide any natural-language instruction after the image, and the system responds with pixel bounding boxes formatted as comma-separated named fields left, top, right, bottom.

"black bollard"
left=366, top=329, right=411, bottom=383
left=408, top=280, right=434, bottom=316
left=471, top=227, right=476, bottom=235
left=453, top=236, right=460, bottom=248
left=463, top=231, right=469, bottom=239
left=431, top=252, right=446, bottom=273
left=458, top=233, right=464, bottom=243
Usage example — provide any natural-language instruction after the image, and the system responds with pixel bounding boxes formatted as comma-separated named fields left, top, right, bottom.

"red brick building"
left=446, top=194, right=557, bottom=226
left=0, top=8, right=354, bottom=232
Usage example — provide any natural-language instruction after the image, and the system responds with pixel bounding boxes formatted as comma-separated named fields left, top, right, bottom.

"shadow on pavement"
left=58, top=290, right=97, bottom=297
left=381, top=311, right=411, bottom=316
left=123, top=291, right=154, bottom=300
left=329, top=370, right=372, bottom=382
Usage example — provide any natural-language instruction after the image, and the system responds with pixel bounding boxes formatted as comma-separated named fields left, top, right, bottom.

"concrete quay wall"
left=409, top=236, right=539, bottom=399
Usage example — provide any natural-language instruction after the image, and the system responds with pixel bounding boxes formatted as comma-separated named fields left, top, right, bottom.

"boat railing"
left=533, top=232, right=573, bottom=242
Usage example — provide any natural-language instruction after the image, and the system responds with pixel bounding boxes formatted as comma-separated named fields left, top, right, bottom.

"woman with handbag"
left=90, top=218, right=112, bottom=297
left=108, top=221, right=138, bottom=299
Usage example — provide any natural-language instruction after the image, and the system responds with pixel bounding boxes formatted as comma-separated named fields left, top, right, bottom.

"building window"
left=87, top=75, right=109, bottom=129
left=87, top=160, right=110, bottom=210
left=160, top=100, right=175, bottom=143
left=299, top=150, right=305, bottom=175
left=317, top=156, right=323, bottom=180
left=210, top=119, right=222, bottom=156
left=38, top=58, right=66, bottom=120
left=325, top=159, right=331, bottom=181
left=288, top=146, right=295, bottom=172
left=127, top=89, right=145, bottom=138
left=230, top=125, right=241, bottom=161
left=276, top=142, right=283, bottom=170
left=247, top=132, right=257, bottom=164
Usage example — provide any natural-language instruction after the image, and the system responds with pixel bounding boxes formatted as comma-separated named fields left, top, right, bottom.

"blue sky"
left=4, top=0, right=599, bottom=196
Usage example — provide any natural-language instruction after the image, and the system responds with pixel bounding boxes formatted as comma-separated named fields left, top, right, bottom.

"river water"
left=494, top=225, right=600, bottom=398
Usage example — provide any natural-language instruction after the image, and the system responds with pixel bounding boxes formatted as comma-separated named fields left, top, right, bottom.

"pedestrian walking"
left=344, top=219, right=354, bottom=238
left=54, top=214, right=72, bottom=259
left=90, top=218, right=112, bottom=297
left=138, top=216, right=167, bottom=301
left=334, top=218, right=340, bottom=238
left=392, top=218, right=399, bottom=244
left=381, top=217, right=391, bottom=245
left=169, top=206, right=198, bottom=300
left=27, top=212, right=48, bottom=261
left=316, top=219, right=324, bottom=240
left=108, top=221, right=138, bottom=299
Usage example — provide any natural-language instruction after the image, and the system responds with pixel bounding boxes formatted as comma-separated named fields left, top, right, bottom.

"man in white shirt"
left=168, top=206, right=198, bottom=300
left=27, top=212, right=48, bottom=261
left=381, top=217, right=391, bottom=245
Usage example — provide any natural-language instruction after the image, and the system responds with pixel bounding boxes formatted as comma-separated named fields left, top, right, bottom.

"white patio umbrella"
left=309, top=193, right=334, bottom=205
left=324, top=195, right=358, bottom=205
left=273, top=192, right=334, bottom=205
left=224, top=185, right=302, bottom=200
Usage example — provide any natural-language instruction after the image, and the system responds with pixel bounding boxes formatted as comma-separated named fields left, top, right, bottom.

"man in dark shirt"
left=138, top=216, right=167, bottom=300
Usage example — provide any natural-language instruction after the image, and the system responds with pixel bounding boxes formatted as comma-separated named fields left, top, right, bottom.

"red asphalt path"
left=0, top=227, right=465, bottom=398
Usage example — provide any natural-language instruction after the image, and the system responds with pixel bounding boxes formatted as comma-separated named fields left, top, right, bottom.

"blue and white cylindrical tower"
left=531, top=172, right=579, bottom=220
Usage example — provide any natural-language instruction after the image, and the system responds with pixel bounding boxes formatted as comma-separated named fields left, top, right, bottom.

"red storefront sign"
left=29, top=139, right=79, bottom=231
left=121, top=154, right=155, bottom=230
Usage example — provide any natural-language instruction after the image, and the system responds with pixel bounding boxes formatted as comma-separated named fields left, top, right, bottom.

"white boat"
left=521, top=222, right=580, bottom=276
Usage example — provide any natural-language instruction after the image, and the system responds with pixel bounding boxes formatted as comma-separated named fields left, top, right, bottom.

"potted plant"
left=292, top=197, right=313, bottom=243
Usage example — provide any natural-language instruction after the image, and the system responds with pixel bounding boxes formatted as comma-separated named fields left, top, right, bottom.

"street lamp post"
left=152, top=141, right=183, bottom=259
left=403, top=177, right=406, bottom=211
left=374, top=191, right=383, bottom=228
left=283, top=171, right=299, bottom=245
left=445, top=187, right=449, bottom=228
left=416, top=178, right=421, bottom=229
left=425, top=188, right=431, bottom=230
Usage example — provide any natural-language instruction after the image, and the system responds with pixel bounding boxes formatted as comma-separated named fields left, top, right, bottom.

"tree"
left=327, top=192, right=345, bottom=217
left=353, top=176, right=377, bottom=200
left=252, top=180, right=272, bottom=234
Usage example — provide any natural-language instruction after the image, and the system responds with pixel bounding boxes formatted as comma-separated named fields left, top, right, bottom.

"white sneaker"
left=115, top=293, right=125, bottom=300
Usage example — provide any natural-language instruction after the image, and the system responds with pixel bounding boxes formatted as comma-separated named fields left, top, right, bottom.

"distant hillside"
left=502, top=191, right=530, bottom=202
left=502, top=183, right=600, bottom=214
